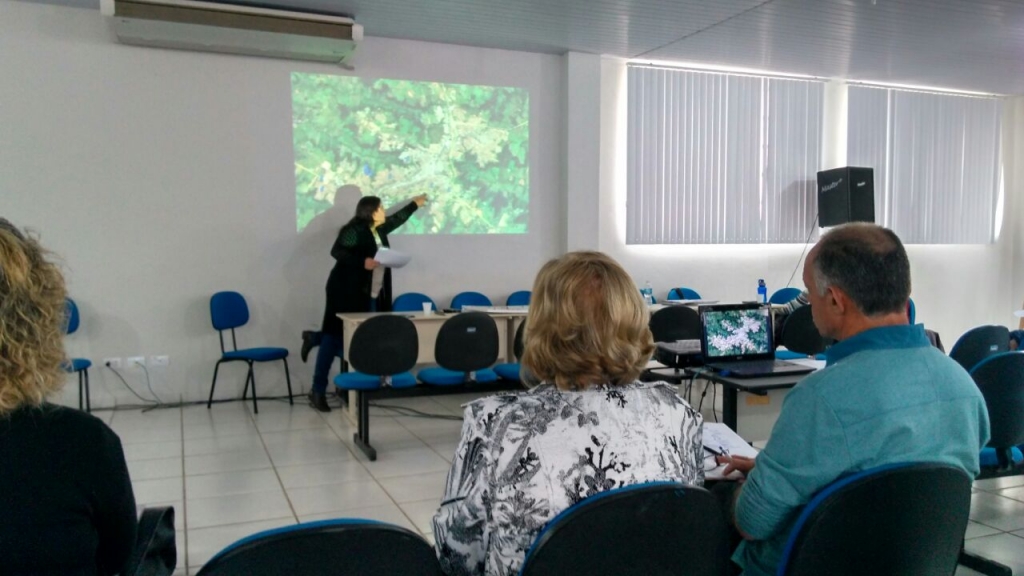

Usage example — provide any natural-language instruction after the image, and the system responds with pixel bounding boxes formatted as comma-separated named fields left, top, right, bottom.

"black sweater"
left=0, top=404, right=137, bottom=576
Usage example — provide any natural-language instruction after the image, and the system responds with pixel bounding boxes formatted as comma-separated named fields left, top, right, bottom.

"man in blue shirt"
left=720, top=223, right=990, bottom=576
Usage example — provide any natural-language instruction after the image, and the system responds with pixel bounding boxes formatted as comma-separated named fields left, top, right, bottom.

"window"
left=847, top=86, right=1002, bottom=244
left=626, top=65, right=823, bottom=244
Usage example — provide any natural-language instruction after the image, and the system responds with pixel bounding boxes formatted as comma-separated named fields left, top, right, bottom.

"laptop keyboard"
left=720, top=360, right=784, bottom=374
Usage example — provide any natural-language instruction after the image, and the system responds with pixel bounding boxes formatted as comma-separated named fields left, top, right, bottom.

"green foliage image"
left=706, top=310, right=770, bottom=356
left=292, top=73, right=530, bottom=234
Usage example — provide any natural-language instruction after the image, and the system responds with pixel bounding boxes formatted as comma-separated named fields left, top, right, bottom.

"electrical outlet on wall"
left=103, top=357, right=122, bottom=369
left=149, top=355, right=169, bottom=367
left=126, top=356, right=146, bottom=368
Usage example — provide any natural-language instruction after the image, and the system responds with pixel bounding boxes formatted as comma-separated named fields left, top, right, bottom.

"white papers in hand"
left=374, top=248, right=411, bottom=269
left=703, top=423, right=759, bottom=458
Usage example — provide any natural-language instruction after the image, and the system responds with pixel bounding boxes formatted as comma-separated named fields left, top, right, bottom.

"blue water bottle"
left=757, top=279, right=767, bottom=304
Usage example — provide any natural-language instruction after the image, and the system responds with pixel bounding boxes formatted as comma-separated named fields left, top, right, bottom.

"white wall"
left=0, top=0, right=566, bottom=405
left=593, top=57, right=1024, bottom=346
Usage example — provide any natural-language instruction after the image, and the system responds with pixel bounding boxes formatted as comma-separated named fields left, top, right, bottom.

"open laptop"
left=699, top=303, right=815, bottom=378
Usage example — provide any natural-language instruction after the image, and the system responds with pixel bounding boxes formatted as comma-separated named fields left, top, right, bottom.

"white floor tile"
left=184, top=448, right=271, bottom=476
left=113, top=424, right=180, bottom=445
left=299, top=502, right=417, bottom=532
left=393, top=415, right=464, bottom=440
left=275, top=460, right=373, bottom=490
left=186, top=518, right=297, bottom=569
left=398, top=499, right=440, bottom=534
left=182, top=419, right=258, bottom=440
left=425, top=439, right=461, bottom=463
left=264, top=437, right=355, bottom=467
left=286, top=480, right=394, bottom=517
left=974, top=476, right=1024, bottom=492
left=964, top=520, right=1001, bottom=540
left=422, top=532, right=436, bottom=546
left=251, top=407, right=331, bottom=433
left=182, top=404, right=251, bottom=425
left=186, top=490, right=293, bottom=529
left=378, top=471, right=448, bottom=504
left=365, top=447, right=452, bottom=480
left=970, top=492, right=1024, bottom=532
left=183, top=434, right=265, bottom=457
left=962, top=533, right=1024, bottom=573
left=128, top=457, right=182, bottom=481
left=123, top=440, right=183, bottom=462
left=174, top=531, right=185, bottom=573
left=185, top=469, right=282, bottom=500
left=1014, top=530, right=1024, bottom=539
left=993, top=485, right=1024, bottom=503
left=133, top=477, right=184, bottom=505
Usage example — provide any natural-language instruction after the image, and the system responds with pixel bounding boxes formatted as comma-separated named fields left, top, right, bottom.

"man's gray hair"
left=811, top=223, right=911, bottom=316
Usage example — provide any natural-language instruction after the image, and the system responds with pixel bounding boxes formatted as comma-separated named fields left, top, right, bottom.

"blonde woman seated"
left=0, top=219, right=137, bottom=575
left=432, top=251, right=704, bottom=576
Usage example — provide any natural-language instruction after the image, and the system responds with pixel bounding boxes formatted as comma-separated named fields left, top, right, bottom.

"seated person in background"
left=0, top=219, right=138, bottom=576
left=1009, top=329, right=1024, bottom=351
left=433, top=251, right=704, bottom=576
left=720, top=223, right=989, bottom=576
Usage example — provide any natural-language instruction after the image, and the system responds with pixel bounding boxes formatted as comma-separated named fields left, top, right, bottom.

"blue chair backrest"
left=969, top=351, right=1024, bottom=453
left=393, top=292, right=436, bottom=312
left=949, top=325, right=1009, bottom=372
left=667, top=287, right=702, bottom=300
left=907, top=298, right=916, bottom=324
left=506, top=290, right=531, bottom=306
left=520, top=482, right=728, bottom=576
left=451, top=291, right=491, bottom=310
left=65, top=298, right=80, bottom=335
left=210, top=291, right=249, bottom=331
left=769, top=287, right=803, bottom=305
left=777, top=462, right=971, bottom=576
left=196, top=519, right=442, bottom=576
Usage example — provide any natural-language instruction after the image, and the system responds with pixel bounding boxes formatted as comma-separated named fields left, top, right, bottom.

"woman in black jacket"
left=309, top=194, right=427, bottom=411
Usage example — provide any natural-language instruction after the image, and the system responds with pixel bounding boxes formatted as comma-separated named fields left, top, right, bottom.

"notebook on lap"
left=699, top=303, right=815, bottom=378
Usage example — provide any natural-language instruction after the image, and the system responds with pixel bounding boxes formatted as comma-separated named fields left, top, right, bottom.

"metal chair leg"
left=283, top=359, right=294, bottom=405
left=960, top=549, right=1012, bottom=576
left=84, top=369, right=91, bottom=413
left=78, top=371, right=84, bottom=411
left=248, top=362, right=258, bottom=414
left=351, top=390, right=377, bottom=461
left=207, top=360, right=223, bottom=409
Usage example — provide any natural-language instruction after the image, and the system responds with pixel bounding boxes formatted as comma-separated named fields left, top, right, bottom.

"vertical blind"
left=847, top=86, right=1002, bottom=244
left=627, top=65, right=823, bottom=244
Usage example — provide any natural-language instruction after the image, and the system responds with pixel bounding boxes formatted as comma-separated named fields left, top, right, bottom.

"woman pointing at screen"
left=307, top=192, right=428, bottom=412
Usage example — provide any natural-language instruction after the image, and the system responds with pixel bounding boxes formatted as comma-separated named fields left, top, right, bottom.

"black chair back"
left=971, top=352, right=1024, bottom=461
left=779, top=463, right=971, bottom=576
left=196, top=520, right=442, bottom=576
left=949, top=325, right=1009, bottom=372
left=513, top=320, right=526, bottom=361
left=436, top=312, right=499, bottom=372
left=349, top=315, right=418, bottom=376
left=520, top=483, right=728, bottom=576
left=649, top=306, right=702, bottom=368
left=780, top=306, right=829, bottom=356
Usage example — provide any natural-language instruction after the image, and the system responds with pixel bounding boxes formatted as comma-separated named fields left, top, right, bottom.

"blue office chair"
left=450, top=291, right=491, bottom=310
left=506, top=290, right=531, bottom=306
left=493, top=321, right=525, bottom=382
left=667, top=287, right=702, bottom=300
left=393, top=292, right=436, bottom=312
left=907, top=298, right=917, bottom=324
left=647, top=306, right=702, bottom=384
left=520, top=482, right=728, bottom=576
left=769, top=287, right=803, bottom=305
left=949, top=325, right=1009, bottom=373
left=778, top=463, right=971, bottom=576
left=419, top=312, right=499, bottom=386
left=196, top=519, right=442, bottom=576
left=63, top=298, right=92, bottom=412
left=334, top=315, right=419, bottom=461
left=969, top=352, right=1024, bottom=475
left=206, top=292, right=292, bottom=414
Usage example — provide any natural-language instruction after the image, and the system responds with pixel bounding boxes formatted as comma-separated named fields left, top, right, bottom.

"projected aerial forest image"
left=292, top=73, right=530, bottom=234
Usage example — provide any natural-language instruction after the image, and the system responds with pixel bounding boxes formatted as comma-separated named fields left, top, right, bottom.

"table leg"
left=723, top=386, right=738, bottom=431
left=506, top=318, right=516, bottom=362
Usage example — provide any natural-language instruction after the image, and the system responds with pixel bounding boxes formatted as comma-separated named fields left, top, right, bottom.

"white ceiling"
left=34, top=0, right=1024, bottom=94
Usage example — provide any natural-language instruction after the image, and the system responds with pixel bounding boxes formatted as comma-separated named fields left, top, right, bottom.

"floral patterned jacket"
left=432, top=381, right=704, bottom=576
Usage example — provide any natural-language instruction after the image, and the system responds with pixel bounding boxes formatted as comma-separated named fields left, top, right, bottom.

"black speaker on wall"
left=817, top=166, right=875, bottom=227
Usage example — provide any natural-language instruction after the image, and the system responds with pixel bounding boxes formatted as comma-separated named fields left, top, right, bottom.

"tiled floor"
left=97, top=393, right=1024, bottom=575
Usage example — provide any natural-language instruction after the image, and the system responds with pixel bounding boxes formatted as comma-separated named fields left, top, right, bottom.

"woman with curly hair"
left=432, top=251, right=704, bottom=576
left=0, top=218, right=138, bottom=575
